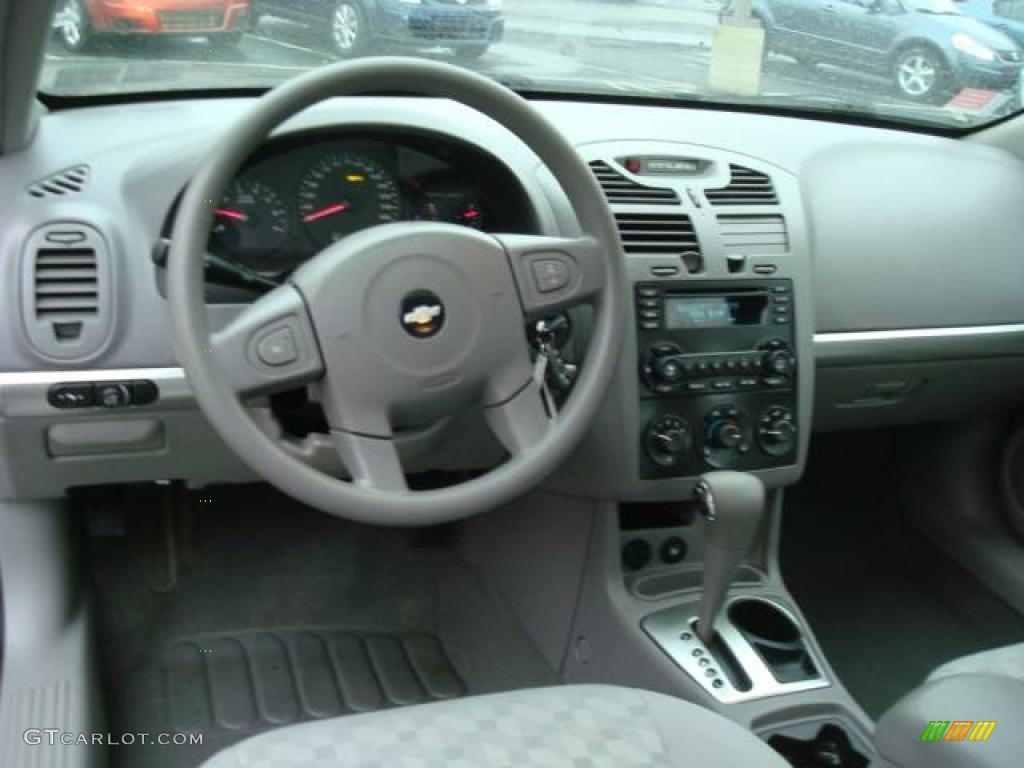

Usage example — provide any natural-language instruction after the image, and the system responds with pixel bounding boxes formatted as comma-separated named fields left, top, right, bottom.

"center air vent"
left=28, top=165, right=91, bottom=199
left=718, top=215, right=789, bottom=254
left=705, top=165, right=778, bottom=206
left=614, top=213, right=701, bottom=256
left=21, top=223, right=114, bottom=361
left=589, top=161, right=680, bottom=206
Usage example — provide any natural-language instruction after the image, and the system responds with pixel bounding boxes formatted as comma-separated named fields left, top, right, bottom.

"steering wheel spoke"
left=210, top=284, right=325, bottom=397
left=495, top=234, right=607, bottom=317
left=332, top=430, right=407, bottom=492
left=485, top=378, right=554, bottom=457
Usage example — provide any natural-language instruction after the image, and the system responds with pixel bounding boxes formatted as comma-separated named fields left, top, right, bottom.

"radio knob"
left=763, top=348, right=796, bottom=376
left=654, top=356, right=686, bottom=384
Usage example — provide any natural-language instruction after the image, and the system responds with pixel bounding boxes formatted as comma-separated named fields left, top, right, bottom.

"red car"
left=56, top=0, right=251, bottom=52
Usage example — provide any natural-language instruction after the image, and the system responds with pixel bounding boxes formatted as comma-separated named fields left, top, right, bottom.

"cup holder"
left=729, top=598, right=802, bottom=645
left=728, top=599, right=820, bottom=684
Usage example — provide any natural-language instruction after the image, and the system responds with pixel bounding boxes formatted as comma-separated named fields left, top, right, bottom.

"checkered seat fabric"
left=201, top=685, right=788, bottom=767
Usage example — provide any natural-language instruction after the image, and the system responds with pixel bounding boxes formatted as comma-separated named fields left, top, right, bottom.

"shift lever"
left=695, top=471, right=766, bottom=644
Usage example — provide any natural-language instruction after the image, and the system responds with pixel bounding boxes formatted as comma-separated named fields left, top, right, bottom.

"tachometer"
left=210, top=178, right=290, bottom=270
left=298, top=153, right=401, bottom=247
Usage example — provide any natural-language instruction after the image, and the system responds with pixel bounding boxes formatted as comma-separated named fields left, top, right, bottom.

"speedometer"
left=298, top=153, right=401, bottom=247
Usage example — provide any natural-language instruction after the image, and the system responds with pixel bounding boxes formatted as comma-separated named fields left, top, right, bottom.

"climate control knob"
left=758, top=407, right=798, bottom=457
left=645, top=414, right=693, bottom=468
left=709, top=421, right=744, bottom=450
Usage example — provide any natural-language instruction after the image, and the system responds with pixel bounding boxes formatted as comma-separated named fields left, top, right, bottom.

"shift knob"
left=695, top=471, right=766, bottom=643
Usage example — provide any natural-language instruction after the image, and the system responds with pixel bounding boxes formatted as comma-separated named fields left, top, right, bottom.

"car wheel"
left=328, top=1, right=368, bottom=57
left=454, top=44, right=490, bottom=61
left=894, top=46, right=949, bottom=103
left=59, top=0, right=93, bottom=53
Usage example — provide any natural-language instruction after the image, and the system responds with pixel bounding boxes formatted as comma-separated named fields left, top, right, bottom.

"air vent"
left=27, top=165, right=91, bottom=199
left=705, top=165, right=778, bottom=206
left=614, top=213, right=701, bottom=256
left=21, top=223, right=113, bottom=361
left=589, top=161, right=680, bottom=206
left=718, top=215, right=789, bottom=254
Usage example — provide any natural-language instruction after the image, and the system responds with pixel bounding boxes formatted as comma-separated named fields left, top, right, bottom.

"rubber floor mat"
left=162, top=628, right=466, bottom=734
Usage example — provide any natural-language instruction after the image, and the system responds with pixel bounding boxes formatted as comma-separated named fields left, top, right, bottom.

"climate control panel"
left=636, top=279, right=799, bottom=479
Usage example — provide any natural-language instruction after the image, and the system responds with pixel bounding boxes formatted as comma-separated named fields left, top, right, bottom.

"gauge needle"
left=215, top=208, right=249, bottom=222
left=303, top=203, right=349, bottom=223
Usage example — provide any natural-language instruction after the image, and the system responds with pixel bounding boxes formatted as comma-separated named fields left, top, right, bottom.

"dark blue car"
left=255, top=0, right=504, bottom=60
left=731, top=0, right=1023, bottom=102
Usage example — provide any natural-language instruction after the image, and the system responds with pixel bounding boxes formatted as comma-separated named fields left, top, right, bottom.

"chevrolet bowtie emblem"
left=400, top=291, right=446, bottom=338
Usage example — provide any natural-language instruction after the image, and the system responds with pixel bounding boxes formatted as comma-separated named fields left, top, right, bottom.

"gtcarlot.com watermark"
left=24, top=730, right=203, bottom=746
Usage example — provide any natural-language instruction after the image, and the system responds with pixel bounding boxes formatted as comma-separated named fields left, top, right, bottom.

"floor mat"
left=85, top=485, right=557, bottom=768
left=781, top=431, right=1024, bottom=719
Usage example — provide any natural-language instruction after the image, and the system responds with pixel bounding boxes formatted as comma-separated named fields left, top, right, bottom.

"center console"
left=636, top=280, right=799, bottom=478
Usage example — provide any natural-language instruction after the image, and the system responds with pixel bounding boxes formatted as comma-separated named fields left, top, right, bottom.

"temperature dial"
left=645, top=414, right=693, bottom=468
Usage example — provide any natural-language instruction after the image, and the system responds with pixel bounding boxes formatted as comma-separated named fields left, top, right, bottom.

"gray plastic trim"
left=815, top=324, right=1024, bottom=365
left=642, top=596, right=830, bottom=705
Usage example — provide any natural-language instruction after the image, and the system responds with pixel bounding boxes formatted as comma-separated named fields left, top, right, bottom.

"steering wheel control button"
left=257, top=327, right=300, bottom=366
left=48, top=383, right=95, bottom=409
left=96, top=383, right=132, bottom=409
left=400, top=290, right=445, bottom=338
left=531, top=258, right=571, bottom=294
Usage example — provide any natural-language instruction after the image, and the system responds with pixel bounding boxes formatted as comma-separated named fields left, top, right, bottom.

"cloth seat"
left=201, top=684, right=789, bottom=767
left=927, top=642, right=1024, bottom=684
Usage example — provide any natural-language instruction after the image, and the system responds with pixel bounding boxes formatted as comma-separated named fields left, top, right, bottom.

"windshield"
left=40, top=0, right=1024, bottom=130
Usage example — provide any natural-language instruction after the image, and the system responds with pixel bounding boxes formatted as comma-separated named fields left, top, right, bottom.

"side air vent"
left=27, top=165, right=91, bottom=199
left=705, top=165, right=778, bottom=206
left=589, top=161, right=680, bottom=205
left=21, top=223, right=114, bottom=361
left=614, top=213, right=701, bottom=256
left=718, top=215, right=789, bottom=254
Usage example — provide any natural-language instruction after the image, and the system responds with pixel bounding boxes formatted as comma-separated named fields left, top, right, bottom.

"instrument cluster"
left=197, top=131, right=537, bottom=275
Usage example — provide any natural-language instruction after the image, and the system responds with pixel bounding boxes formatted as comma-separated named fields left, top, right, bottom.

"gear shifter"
left=694, top=471, right=766, bottom=644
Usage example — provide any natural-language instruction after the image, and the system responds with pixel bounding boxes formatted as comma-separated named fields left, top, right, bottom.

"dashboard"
left=2, top=96, right=1024, bottom=502
left=163, top=130, right=537, bottom=280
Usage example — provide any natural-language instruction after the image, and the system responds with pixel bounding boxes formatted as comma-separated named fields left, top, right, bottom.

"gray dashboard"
left=2, top=96, right=1024, bottom=500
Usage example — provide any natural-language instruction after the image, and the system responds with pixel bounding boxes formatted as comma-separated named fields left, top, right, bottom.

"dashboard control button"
left=659, top=536, right=688, bottom=565
left=686, top=381, right=709, bottom=393
left=644, top=414, right=693, bottom=468
left=531, top=258, right=571, bottom=293
left=738, top=377, right=759, bottom=389
left=753, top=265, right=777, bottom=275
left=758, top=407, right=798, bottom=457
left=762, top=376, right=787, bottom=388
left=711, top=379, right=735, bottom=391
left=96, top=383, right=131, bottom=409
left=710, top=421, right=743, bottom=449
left=622, top=539, right=654, bottom=572
left=257, top=327, right=299, bottom=367
left=637, top=287, right=660, bottom=298
left=49, top=383, right=94, bottom=409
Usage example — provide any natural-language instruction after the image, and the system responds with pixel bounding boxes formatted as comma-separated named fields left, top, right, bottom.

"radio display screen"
left=664, top=294, right=767, bottom=329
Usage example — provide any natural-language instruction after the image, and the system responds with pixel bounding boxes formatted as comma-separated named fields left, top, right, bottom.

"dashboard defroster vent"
left=27, top=165, right=91, bottom=199
left=21, top=223, right=114, bottom=361
left=589, top=161, right=680, bottom=206
left=706, top=165, right=778, bottom=206
left=717, top=215, right=789, bottom=254
left=614, top=213, right=701, bottom=257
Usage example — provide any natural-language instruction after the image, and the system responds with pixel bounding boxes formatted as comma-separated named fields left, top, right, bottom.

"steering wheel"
left=168, top=58, right=625, bottom=526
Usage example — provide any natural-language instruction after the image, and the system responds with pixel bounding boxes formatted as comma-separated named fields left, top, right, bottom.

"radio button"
left=641, top=321, right=661, bottom=330
left=712, top=380, right=735, bottom=391
left=638, top=287, right=660, bottom=298
left=738, top=378, right=759, bottom=389
left=763, top=376, right=787, bottom=388
left=639, top=298, right=660, bottom=309
left=686, top=381, right=709, bottom=393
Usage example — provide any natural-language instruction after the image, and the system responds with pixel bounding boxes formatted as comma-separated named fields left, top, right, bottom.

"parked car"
left=254, top=0, right=505, bottom=60
left=55, top=0, right=252, bottom=52
left=957, top=0, right=1024, bottom=48
left=726, top=0, right=1023, bottom=102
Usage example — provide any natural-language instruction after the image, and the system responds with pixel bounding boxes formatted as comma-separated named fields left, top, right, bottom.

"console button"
left=763, top=376, right=787, bottom=388
left=96, top=383, right=131, bottom=409
left=622, top=539, right=654, bottom=572
left=641, top=321, right=661, bottom=330
left=738, top=378, right=759, bottom=389
left=637, top=287, right=660, bottom=298
left=48, top=383, right=94, bottom=409
left=711, top=379, right=735, bottom=391
left=659, top=536, right=688, bottom=565
left=686, top=381, right=709, bottom=393
left=257, top=327, right=299, bottom=367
